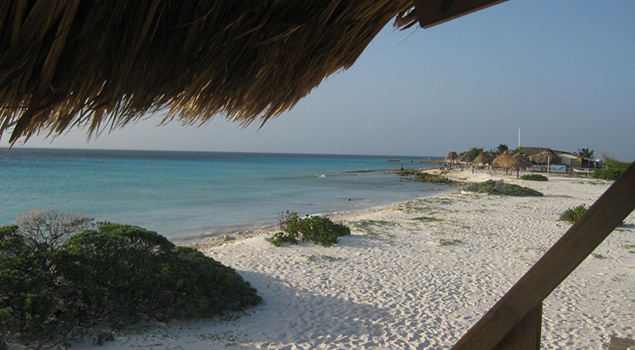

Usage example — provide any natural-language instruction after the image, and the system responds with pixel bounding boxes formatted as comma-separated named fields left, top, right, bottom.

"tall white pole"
left=518, top=129, right=521, bottom=148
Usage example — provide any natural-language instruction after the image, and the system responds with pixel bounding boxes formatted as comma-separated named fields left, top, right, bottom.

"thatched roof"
left=0, top=0, right=422, bottom=143
left=492, top=151, right=512, bottom=167
left=518, top=147, right=552, bottom=157
left=473, top=151, right=495, bottom=165
left=499, top=153, right=532, bottom=169
left=445, top=151, right=458, bottom=160
left=456, top=153, right=475, bottom=163
left=529, top=150, right=558, bottom=164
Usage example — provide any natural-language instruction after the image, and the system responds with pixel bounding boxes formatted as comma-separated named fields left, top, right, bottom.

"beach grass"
left=307, top=255, right=345, bottom=263
left=348, top=220, right=395, bottom=236
left=412, top=216, right=445, bottom=222
left=439, top=238, right=462, bottom=246
left=559, top=205, right=587, bottom=224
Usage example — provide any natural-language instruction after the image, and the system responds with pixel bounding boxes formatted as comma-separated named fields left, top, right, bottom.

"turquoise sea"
left=0, top=148, right=447, bottom=241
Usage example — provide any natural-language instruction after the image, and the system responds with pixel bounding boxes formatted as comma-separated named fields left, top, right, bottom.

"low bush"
left=0, top=210, right=261, bottom=349
left=271, top=212, right=351, bottom=247
left=592, top=168, right=625, bottom=180
left=396, top=170, right=454, bottom=184
left=560, top=205, right=587, bottom=224
left=414, top=172, right=454, bottom=184
left=520, top=174, right=548, bottom=181
left=462, top=180, right=543, bottom=197
left=592, top=158, right=631, bottom=180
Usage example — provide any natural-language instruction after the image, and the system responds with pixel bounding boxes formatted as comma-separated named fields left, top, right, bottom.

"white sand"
left=73, top=170, right=635, bottom=349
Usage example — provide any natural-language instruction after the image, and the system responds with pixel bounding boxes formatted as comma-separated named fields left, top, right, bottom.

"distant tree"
left=497, top=144, right=508, bottom=154
left=575, top=148, right=595, bottom=159
left=468, top=147, right=484, bottom=158
left=511, top=147, right=525, bottom=155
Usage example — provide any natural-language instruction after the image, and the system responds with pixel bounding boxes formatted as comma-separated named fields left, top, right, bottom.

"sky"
left=3, top=0, right=634, bottom=160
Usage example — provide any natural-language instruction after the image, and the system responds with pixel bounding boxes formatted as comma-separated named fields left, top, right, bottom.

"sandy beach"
left=72, top=169, right=635, bottom=350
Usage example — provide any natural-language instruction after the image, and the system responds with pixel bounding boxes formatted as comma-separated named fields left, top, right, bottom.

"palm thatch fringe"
left=0, top=0, right=418, bottom=143
left=445, top=151, right=458, bottom=161
left=456, top=153, right=474, bottom=164
left=500, top=152, right=532, bottom=169
left=472, top=151, right=494, bottom=165
left=529, top=150, right=558, bottom=164
left=492, top=150, right=513, bottom=168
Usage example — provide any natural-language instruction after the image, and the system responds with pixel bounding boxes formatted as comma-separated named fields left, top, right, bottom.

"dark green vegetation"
left=559, top=205, right=587, bottom=224
left=495, top=144, right=508, bottom=154
left=439, top=239, right=462, bottom=246
left=412, top=216, right=445, bottom=222
left=462, top=180, right=543, bottom=197
left=592, top=157, right=632, bottom=181
left=271, top=212, right=351, bottom=247
left=0, top=212, right=261, bottom=349
left=520, top=174, right=548, bottom=181
left=468, top=147, right=484, bottom=158
left=574, top=148, right=595, bottom=159
left=397, top=170, right=454, bottom=184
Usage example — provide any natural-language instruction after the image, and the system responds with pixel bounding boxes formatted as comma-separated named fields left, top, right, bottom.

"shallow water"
left=0, top=148, right=447, bottom=241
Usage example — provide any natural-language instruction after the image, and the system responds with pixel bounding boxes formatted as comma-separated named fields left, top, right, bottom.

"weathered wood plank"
left=492, top=304, right=541, bottom=350
left=451, top=161, right=635, bottom=350
left=414, top=0, right=508, bottom=28
left=609, top=337, right=635, bottom=350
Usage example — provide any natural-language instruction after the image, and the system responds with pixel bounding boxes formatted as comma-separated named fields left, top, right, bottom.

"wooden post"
left=609, top=337, right=635, bottom=350
left=492, top=304, right=541, bottom=350
left=452, top=161, right=635, bottom=350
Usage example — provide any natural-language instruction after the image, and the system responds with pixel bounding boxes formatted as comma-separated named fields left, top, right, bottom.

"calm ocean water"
left=0, top=148, right=447, bottom=241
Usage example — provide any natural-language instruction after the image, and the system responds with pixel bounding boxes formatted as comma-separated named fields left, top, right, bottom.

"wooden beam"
left=492, top=304, right=541, bottom=350
left=451, top=161, right=635, bottom=350
left=609, top=337, right=635, bottom=350
left=413, top=0, right=508, bottom=28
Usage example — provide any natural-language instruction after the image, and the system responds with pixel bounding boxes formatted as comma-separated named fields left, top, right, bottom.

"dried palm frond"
left=0, top=0, right=418, bottom=143
left=473, top=152, right=495, bottom=165
left=499, top=152, right=532, bottom=169
left=492, top=151, right=512, bottom=167
left=530, top=150, right=558, bottom=164
left=456, top=153, right=475, bottom=163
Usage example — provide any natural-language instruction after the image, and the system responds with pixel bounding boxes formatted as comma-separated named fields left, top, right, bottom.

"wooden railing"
left=451, top=161, right=635, bottom=350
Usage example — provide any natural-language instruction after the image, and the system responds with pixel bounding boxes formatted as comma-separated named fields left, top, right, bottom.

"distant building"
left=552, top=150, right=601, bottom=169
left=519, top=147, right=602, bottom=169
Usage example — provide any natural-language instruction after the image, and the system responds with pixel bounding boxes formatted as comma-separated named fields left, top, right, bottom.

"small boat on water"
left=386, top=159, right=400, bottom=162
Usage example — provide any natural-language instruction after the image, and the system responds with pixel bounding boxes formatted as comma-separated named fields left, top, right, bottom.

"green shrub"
left=0, top=218, right=261, bottom=349
left=396, top=170, right=453, bottom=184
left=592, top=158, right=631, bottom=180
left=560, top=205, right=587, bottom=224
left=414, top=172, right=454, bottom=184
left=603, top=158, right=631, bottom=169
left=592, top=168, right=625, bottom=180
left=462, top=180, right=543, bottom=197
left=520, top=174, right=548, bottom=181
left=271, top=212, right=351, bottom=247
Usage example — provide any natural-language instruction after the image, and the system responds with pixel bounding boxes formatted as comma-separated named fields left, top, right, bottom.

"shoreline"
left=72, top=168, right=634, bottom=350
left=178, top=168, right=454, bottom=248
left=178, top=167, right=586, bottom=249
left=179, top=185, right=455, bottom=250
